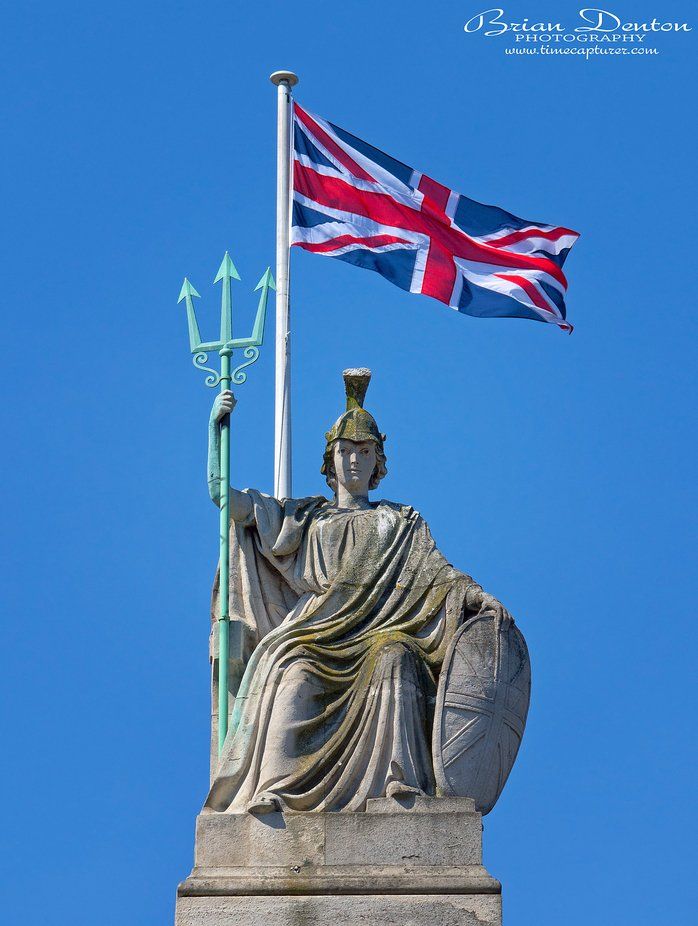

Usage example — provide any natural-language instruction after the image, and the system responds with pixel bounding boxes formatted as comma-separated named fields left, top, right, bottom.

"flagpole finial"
left=270, top=70, right=299, bottom=87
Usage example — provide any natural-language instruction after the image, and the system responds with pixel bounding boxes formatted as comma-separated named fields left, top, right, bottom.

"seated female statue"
left=204, top=369, right=512, bottom=815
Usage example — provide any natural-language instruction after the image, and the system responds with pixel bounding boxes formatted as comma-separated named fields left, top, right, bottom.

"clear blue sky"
left=2, top=2, right=696, bottom=923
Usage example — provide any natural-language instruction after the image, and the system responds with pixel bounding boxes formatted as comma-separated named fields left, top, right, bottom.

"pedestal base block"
left=176, top=893, right=501, bottom=926
left=175, top=797, right=502, bottom=926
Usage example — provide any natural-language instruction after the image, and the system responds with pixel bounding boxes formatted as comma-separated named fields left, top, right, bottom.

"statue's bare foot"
left=247, top=793, right=281, bottom=814
left=386, top=779, right=424, bottom=800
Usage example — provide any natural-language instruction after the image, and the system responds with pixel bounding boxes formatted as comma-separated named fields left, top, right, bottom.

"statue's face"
left=333, top=439, right=376, bottom=494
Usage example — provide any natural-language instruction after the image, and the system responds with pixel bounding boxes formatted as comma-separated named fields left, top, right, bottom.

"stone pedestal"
left=175, top=796, right=501, bottom=926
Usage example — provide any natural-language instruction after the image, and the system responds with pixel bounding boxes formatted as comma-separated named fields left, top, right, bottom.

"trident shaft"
left=179, top=252, right=274, bottom=755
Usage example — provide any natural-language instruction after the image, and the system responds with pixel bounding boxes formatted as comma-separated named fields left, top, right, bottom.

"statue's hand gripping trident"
left=178, top=251, right=274, bottom=755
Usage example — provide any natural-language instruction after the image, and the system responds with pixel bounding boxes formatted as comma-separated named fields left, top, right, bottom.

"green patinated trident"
left=179, top=252, right=274, bottom=754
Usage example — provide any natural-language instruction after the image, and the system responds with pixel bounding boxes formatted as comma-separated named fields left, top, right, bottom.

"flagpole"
left=270, top=70, right=298, bottom=500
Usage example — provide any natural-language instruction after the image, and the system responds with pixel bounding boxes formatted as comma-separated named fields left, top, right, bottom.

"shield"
left=432, top=614, right=531, bottom=814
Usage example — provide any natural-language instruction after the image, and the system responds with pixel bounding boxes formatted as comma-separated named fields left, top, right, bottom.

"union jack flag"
left=292, top=104, right=579, bottom=330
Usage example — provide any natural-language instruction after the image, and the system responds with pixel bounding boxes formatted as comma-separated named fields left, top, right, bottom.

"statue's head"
left=322, top=369, right=387, bottom=493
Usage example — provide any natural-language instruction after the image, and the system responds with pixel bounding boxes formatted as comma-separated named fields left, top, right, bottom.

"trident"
left=179, top=252, right=274, bottom=754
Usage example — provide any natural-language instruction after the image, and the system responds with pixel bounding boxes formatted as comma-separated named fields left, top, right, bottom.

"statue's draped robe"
left=206, top=491, right=477, bottom=813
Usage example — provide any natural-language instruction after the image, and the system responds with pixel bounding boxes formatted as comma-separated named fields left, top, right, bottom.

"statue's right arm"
left=208, top=391, right=253, bottom=523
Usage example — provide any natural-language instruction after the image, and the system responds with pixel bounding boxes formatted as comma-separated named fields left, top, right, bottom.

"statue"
left=201, top=368, right=527, bottom=816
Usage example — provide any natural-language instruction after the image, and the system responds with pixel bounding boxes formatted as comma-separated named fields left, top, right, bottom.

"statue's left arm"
left=409, top=507, right=515, bottom=632
left=464, top=582, right=514, bottom=630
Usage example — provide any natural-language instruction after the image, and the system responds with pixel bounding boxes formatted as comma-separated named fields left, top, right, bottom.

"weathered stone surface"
left=365, top=794, right=477, bottom=814
left=177, top=371, right=518, bottom=925
left=175, top=799, right=501, bottom=925
left=175, top=892, right=502, bottom=926
left=194, top=810, right=326, bottom=869
left=203, top=371, right=521, bottom=816
left=323, top=806, right=482, bottom=867
left=434, top=613, right=531, bottom=814
left=191, top=797, right=484, bottom=872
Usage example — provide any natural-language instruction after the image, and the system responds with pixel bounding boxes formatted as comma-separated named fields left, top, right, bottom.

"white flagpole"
left=270, top=70, right=298, bottom=500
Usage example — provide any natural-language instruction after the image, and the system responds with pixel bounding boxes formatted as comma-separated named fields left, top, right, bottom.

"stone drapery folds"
left=206, top=490, right=480, bottom=813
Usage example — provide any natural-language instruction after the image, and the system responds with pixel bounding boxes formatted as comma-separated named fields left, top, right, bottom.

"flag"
left=291, top=104, right=579, bottom=331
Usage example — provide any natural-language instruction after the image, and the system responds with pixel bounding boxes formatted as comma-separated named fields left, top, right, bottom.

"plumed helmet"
left=323, top=368, right=386, bottom=450
left=321, top=369, right=387, bottom=488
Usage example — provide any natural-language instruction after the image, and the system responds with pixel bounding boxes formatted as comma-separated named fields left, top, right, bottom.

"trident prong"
left=231, top=268, right=276, bottom=349
left=178, top=278, right=203, bottom=353
left=213, top=251, right=240, bottom=344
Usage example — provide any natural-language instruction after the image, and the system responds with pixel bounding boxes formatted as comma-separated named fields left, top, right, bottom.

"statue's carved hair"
left=322, top=441, right=388, bottom=493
